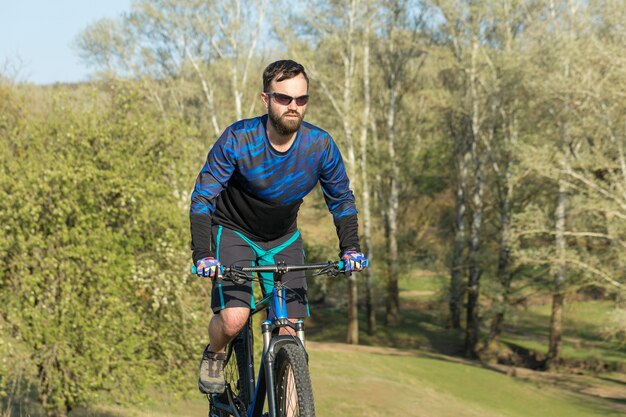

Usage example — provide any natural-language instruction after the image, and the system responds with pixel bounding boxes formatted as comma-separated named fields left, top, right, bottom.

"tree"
left=512, top=0, right=626, bottom=369
left=433, top=0, right=497, bottom=354
left=373, top=0, right=428, bottom=326
left=76, top=0, right=268, bottom=134
left=476, top=0, right=539, bottom=355
left=277, top=0, right=379, bottom=341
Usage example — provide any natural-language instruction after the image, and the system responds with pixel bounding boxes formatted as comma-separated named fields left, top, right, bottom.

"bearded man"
left=189, top=59, right=368, bottom=394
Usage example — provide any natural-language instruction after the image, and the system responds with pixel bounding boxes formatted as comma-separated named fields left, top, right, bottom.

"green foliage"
left=510, top=0, right=626, bottom=298
left=0, top=83, right=206, bottom=417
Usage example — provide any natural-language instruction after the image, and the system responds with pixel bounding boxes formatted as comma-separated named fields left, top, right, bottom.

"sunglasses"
left=265, top=92, right=309, bottom=106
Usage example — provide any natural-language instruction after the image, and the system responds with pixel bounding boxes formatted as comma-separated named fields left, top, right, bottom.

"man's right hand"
left=196, top=257, right=222, bottom=278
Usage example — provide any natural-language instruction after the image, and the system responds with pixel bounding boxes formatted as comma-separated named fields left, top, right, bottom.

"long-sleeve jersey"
left=190, top=114, right=360, bottom=262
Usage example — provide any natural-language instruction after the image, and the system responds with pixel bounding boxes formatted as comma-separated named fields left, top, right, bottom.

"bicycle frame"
left=209, top=261, right=340, bottom=417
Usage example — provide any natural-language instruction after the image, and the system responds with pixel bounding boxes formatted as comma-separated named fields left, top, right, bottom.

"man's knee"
left=218, top=307, right=250, bottom=338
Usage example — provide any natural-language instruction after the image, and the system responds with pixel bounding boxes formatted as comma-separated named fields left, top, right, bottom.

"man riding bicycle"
left=189, top=59, right=368, bottom=395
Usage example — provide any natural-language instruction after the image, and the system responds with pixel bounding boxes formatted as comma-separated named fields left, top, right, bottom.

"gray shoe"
left=199, top=345, right=227, bottom=394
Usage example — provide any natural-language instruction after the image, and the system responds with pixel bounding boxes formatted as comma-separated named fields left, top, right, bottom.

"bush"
left=0, top=83, right=206, bottom=417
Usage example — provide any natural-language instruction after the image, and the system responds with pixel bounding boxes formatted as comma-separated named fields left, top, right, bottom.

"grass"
left=6, top=341, right=615, bottom=417
left=309, top=346, right=626, bottom=417
left=508, top=300, right=615, bottom=341
left=399, top=269, right=448, bottom=294
left=306, top=302, right=462, bottom=355
left=501, top=300, right=626, bottom=368
left=40, top=344, right=623, bottom=417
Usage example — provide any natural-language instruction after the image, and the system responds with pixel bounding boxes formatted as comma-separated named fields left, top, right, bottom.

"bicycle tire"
left=210, top=323, right=254, bottom=417
left=274, top=344, right=316, bottom=417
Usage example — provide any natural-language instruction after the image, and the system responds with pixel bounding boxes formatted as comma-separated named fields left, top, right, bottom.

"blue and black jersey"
left=190, top=114, right=359, bottom=262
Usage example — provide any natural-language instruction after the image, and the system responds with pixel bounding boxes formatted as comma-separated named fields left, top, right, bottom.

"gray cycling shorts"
left=210, top=225, right=309, bottom=317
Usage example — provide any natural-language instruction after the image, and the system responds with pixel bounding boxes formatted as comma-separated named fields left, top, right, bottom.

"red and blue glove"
left=195, top=257, right=222, bottom=278
left=341, top=251, right=368, bottom=272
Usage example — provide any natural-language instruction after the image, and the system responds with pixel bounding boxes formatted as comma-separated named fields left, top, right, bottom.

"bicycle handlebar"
left=223, top=261, right=344, bottom=273
left=191, top=261, right=346, bottom=277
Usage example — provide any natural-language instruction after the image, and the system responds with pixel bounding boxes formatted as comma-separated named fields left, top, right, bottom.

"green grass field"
left=57, top=270, right=624, bottom=417
left=501, top=300, right=626, bottom=367
left=309, top=345, right=626, bottom=417
left=55, top=341, right=624, bottom=417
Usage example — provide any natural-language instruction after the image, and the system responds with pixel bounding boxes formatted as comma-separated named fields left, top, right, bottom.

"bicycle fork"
left=258, top=287, right=306, bottom=417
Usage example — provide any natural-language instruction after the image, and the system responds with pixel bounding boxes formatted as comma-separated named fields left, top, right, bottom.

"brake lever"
left=312, top=268, right=331, bottom=277
left=223, top=267, right=251, bottom=285
left=313, top=263, right=342, bottom=277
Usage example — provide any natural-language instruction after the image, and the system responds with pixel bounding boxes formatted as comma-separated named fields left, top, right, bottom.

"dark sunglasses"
left=265, top=92, right=309, bottom=106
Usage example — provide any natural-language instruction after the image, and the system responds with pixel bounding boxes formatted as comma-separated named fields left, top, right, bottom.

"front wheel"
left=274, top=344, right=315, bottom=417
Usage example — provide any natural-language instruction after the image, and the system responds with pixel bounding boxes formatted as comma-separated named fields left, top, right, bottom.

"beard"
left=268, top=106, right=304, bottom=136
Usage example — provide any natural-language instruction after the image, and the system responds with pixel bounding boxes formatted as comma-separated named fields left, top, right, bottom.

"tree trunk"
left=547, top=179, right=567, bottom=370
left=464, top=38, right=485, bottom=358
left=547, top=48, right=571, bottom=369
left=547, top=291, right=564, bottom=370
left=360, top=30, right=376, bottom=335
left=344, top=92, right=357, bottom=343
left=486, top=109, right=517, bottom=353
left=449, top=119, right=469, bottom=329
left=385, top=82, right=400, bottom=326
left=385, top=177, right=400, bottom=326
left=342, top=14, right=358, bottom=344
left=346, top=275, right=359, bottom=344
left=464, top=171, right=484, bottom=357
left=486, top=174, right=513, bottom=352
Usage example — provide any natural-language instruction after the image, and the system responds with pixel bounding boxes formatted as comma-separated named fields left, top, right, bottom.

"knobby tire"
left=274, top=344, right=315, bottom=417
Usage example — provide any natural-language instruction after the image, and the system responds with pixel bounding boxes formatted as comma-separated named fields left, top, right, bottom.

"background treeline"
left=1, top=0, right=625, bottom=416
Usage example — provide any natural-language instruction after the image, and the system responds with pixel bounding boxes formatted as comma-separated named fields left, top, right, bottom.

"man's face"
left=263, top=73, right=308, bottom=136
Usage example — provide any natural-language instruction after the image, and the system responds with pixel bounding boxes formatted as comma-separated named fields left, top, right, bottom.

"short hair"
left=262, top=60, right=309, bottom=92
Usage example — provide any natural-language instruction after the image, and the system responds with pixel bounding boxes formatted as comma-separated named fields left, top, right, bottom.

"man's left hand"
left=341, top=251, right=368, bottom=272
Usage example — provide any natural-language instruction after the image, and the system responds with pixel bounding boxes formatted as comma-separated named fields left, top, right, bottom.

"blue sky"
left=0, top=0, right=132, bottom=85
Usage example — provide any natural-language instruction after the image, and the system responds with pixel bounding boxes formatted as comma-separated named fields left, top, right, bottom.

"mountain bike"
left=205, top=261, right=346, bottom=417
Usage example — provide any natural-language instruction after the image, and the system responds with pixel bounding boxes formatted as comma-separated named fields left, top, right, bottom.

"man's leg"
left=200, top=227, right=256, bottom=394
left=208, top=307, right=250, bottom=352
left=198, top=307, right=250, bottom=394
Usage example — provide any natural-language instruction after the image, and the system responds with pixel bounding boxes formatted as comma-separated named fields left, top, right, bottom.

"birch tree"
left=277, top=0, right=378, bottom=341
left=480, top=0, right=540, bottom=354
left=374, top=0, right=427, bottom=326
left=433, top=0, right=495, bottom=354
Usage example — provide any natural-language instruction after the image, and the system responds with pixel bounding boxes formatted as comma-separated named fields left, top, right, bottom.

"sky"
left=0, top=0, right=132, bottom=85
